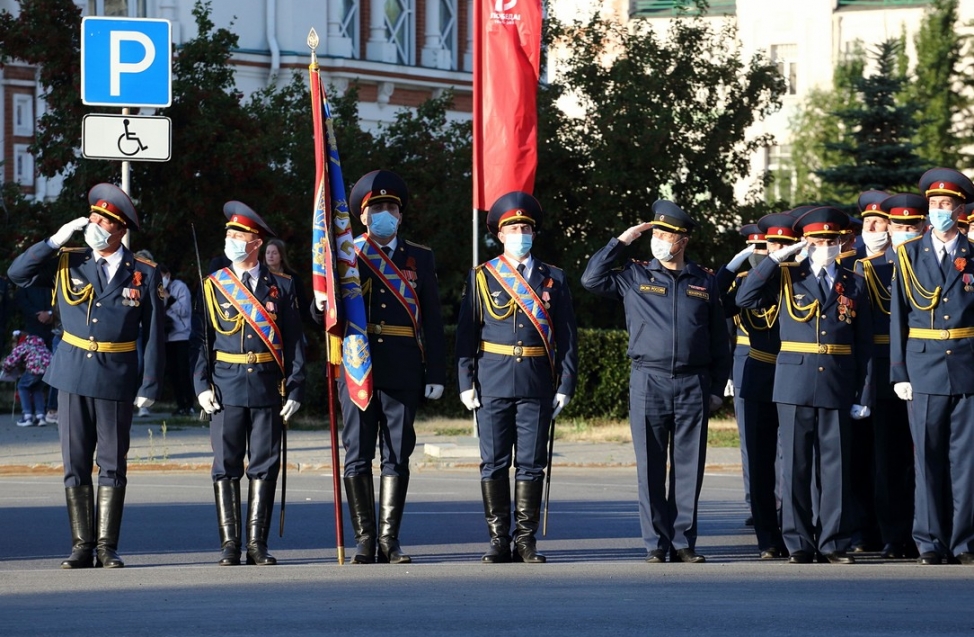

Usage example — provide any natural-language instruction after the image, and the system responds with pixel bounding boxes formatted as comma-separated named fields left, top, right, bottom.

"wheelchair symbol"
left=117, top=119, right=148, bottom=157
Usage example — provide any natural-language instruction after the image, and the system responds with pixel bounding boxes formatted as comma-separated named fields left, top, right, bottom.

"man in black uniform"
left=314, top=169, right=446, bottom=564
left=737, top=207, right=873, bottom=564
left=581, top=200, right=731, bottom=563
left=193, top=202, right=305, bottom=566
left=456, top=191, right=578, bottom=564
left=8, top=183, right=165, bottom=569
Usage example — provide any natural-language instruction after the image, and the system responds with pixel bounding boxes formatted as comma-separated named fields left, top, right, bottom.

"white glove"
left=552, top=393, right=570, bottom=419
left=280, top=399, right=301, bottom=420
left=727, top=245, right=755, bottom=272
left=893, top=382, right=913, bottom=401
left=314, top=293, right=326, bottom=312
left=708, top=394, right=724, bottom=413
left=460, top=389, right=481, bottom=411
left=770, top=239, right=807, bottom=264
left=134, top=396, right=154, bottom=409
left=198, top=389, right=222, bottom=414
left=617, top=221, right=655, bottom=246
left=425, top=384, right=444, bottom=400
left=50, top=217, right=90, bottom=248
left=850, top=404, right=871, bottom=420
left=724, top=379, right=735, bottom=398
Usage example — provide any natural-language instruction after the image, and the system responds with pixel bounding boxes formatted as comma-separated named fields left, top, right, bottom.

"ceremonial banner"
left=309, top=48, right=373, bottom=409
left=472, top=0, right=543, bottom=211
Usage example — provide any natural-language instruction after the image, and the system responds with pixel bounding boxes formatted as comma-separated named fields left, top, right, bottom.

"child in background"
left=2, top=330, right=52, bottom=427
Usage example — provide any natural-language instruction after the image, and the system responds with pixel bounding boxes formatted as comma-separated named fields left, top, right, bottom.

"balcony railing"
left=630, top=1, right=736, bottom=18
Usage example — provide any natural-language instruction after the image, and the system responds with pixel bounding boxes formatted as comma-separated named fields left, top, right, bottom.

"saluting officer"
left=853, top=193, right=924, bottom=560
left=890, top=168, right=974, bottom=566
left=193, top=202, right=305, bottom=566
left=8, top=183, right=165, bottom=569
left=456, top=191, right=578, bottom=564
left=718, top=214, right=800, bottom=559
left=581, top=201, right=730, bottom=563
left=736, top=207, right=873, bottom=564
left=315, top=169, right=446, bottom=565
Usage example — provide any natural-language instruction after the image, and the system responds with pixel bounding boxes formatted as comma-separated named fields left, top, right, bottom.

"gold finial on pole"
left=308, top=28, right=319, bottom=69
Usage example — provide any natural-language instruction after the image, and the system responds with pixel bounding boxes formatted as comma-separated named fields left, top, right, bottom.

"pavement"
left=0, top=410, right=744, bottom=475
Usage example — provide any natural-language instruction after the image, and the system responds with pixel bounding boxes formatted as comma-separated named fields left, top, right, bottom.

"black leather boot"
left=214, top=479, right=241, bottom=566
left=377, top=475, right=411, bottom=564
left=95, top=486, right=126, bottom=568
left=61, top=485, right=95, bottom=569
left=344, top=475, right=376, bottom=564
left=513, top=480, right=546, bottom=563
left=481, top=479, right=512, bottom=563
left=245, top=479, right=277, bottom=566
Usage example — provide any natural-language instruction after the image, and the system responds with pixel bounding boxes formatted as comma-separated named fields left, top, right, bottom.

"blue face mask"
left=891, top=230, right=920, bottom=247
left=224, top=237, right=251, bottom=263
left=368, top=211, right=399, bottom=239
left=929, top=208, right=956, bottom=233
left=504, top=233, right=533, bottom=259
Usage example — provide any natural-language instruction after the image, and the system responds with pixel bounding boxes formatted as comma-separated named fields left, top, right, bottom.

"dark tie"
left=818, top=270, right=830, bottom=301
left=517, top=263, right=526, bottom=278
left=941, top=250, right=951, bottom=279
left=382, top=246, right=393, bottom=259
left=241, top=271, right=252, bottom=290
left=96, top=258, right=108, bottom=289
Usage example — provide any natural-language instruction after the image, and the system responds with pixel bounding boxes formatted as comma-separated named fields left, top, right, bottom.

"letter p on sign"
left=82, top=17, right=172, bottom=108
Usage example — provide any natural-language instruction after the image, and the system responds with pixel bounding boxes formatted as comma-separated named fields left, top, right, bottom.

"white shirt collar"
left=931, top=233, right=959, bottom=259
left=232, top=263, right=261, bottom=289
left=810, top=261, right=837, bottom=282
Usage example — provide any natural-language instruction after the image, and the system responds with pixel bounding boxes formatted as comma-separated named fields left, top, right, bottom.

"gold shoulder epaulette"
left=135, top=256, right=157, bottom=267
left=699, top=265, right=715, bottom=275
left=736, top=271, right=749, bottom=278
left=860, top=252, right=885, bottom=262
left=60, top=247, right=86, bottom=254
left=404, top=239, right=432, bottom=251
left=272, top=271, right=292, bottom=280
left=902, top=235, right=923, bottom=246
left=630, top=258, right=649, bottom=266
left=780, top=261, right=799, bottom=267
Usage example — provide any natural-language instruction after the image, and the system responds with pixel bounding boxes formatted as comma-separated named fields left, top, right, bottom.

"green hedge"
left=301, top=327, right=634, bottom=421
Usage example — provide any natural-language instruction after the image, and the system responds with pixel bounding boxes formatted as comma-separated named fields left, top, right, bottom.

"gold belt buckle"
left=87, top=340, right=99, bottom=352
left=817, top=344, right=827, bottom=354
left=513, top=345, right=524, bottom=357
left=939, top=329, right=951, bottom=340
left=246, top=352, right=257, bottom=364
left=373, top=324, right=383, bottom=335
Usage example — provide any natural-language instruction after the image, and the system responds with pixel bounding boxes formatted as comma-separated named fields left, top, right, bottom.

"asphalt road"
left=2, top=468, right=973, bottom=636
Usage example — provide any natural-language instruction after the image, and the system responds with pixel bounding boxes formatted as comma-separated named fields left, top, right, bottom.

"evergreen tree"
left=908, top=0, right=967, bottom=167
left=816, top=38, right=929, bottom=200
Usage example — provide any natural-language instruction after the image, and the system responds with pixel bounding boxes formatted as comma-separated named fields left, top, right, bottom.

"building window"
left=440, top=0, right=458, bottom=70
left=88, top=0, right=147, bottom=17
left=386, top=0, right=415, bottom=65
left=14, top=144, right=34, bottom=187
left=770, top=44, right=798, bottom=96
left=13, top=94, right=34, bottom=137
left=766, top=144, right=795, bottom=203
left=340, top=0, right=360, bottom=58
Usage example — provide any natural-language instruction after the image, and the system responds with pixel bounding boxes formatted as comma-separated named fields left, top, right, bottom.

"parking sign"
left=81, top=17, right=172, bottom=107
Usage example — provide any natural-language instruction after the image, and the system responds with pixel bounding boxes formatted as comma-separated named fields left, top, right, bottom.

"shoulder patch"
left=135, top=256, right=157, bottom=267
left=404, top=239, right=432, bottom=251
left=629, top=258, right=649, bottom=266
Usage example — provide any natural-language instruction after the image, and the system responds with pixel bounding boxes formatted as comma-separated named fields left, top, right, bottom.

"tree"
left=541, top=10, right=785, bottom=327
left=788, top=45, right=867, bottom=205
left=908, top=0, right=968, bottom=167
left=816, top=38, right=929, bottom=202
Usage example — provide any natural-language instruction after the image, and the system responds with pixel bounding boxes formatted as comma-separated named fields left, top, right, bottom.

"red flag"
left=472, top=0, right=543, bottom=211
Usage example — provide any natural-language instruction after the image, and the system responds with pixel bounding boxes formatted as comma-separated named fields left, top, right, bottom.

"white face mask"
left=224, top=237, right=251, bottom=264
left=808, top=243, right=841, bottom=267
left=651, top=237, right=681, bottom=262
left=162, top=276, right=171, bottom=288
left=861, top=230, right=889, bottom=254
left=84, top=222, right=112, bottom=252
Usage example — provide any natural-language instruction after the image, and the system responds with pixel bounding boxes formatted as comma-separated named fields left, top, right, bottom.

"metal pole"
left=121, top=107, right=131, bottom=248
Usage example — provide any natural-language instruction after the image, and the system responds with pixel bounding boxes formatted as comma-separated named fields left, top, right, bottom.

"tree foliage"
left=815, top=38, right=929, bottom=202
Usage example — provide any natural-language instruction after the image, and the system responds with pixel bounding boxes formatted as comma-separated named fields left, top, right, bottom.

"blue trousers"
left=59, top=392, right=133, bottom=488
left=629, top=368, right=709, bottom=553
left=477, top=396, right=551, bottom=482
left=338, top=383, right=419, bottom=478
left=210, top=405, right=282, bottom=482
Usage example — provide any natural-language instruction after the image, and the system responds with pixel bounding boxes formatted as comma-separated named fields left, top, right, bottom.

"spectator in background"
left=3, top=331, right=52, bottom=426
left=159, top=265, right=194, bottom=416
left=134, top=249, right=155, bottom=416
left=263, top=238, right=310, bottom=326
left=15, top=274, right=58, bottom=423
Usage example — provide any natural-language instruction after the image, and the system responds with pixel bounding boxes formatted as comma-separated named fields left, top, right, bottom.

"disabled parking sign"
left=81, top=17, right=172, bottom=107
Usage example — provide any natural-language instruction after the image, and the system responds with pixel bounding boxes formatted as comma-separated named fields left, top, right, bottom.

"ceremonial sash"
left=483, top=256, right=555, bottom=373
left=208, top=268, right=284, bottom=373
left=354, top=236, right=424, bottom=358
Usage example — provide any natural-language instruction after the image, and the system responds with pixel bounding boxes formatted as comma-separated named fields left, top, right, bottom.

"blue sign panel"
left=81, top=17, right=172, bottom=107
